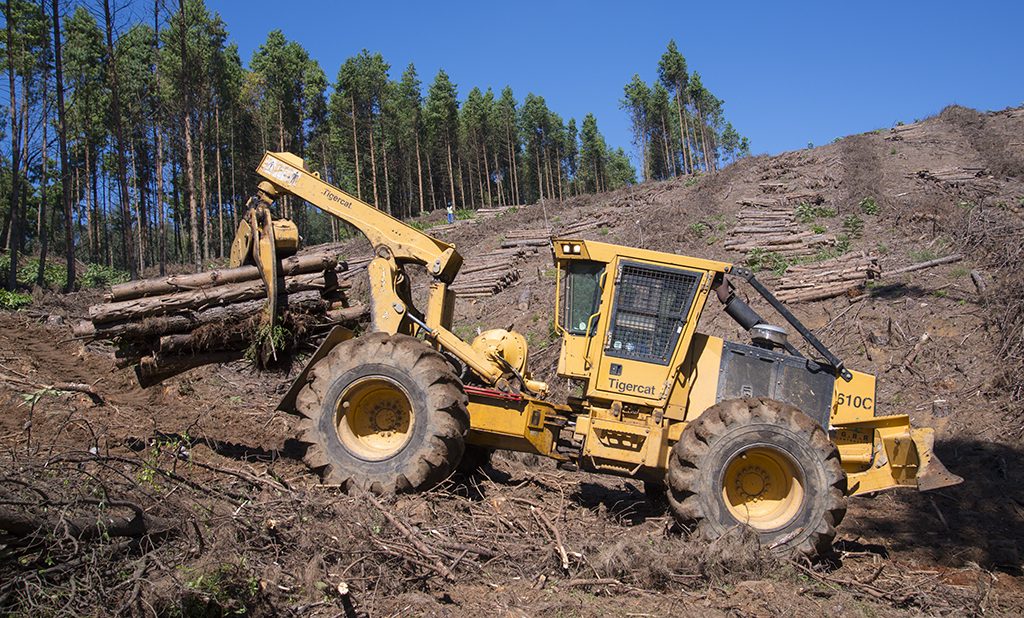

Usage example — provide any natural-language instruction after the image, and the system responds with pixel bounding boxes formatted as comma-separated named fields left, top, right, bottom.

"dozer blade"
left=911, top=427, right=963, bottom=491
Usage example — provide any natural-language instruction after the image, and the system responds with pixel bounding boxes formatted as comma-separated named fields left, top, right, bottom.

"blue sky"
left=208, top=0, right=1023, bottom=160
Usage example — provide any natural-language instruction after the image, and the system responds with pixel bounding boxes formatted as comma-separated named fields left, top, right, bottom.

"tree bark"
left=177, top=0, right=199, bottom=270
left=199, top=113, right=209, bottom=262
left=74, top=290, right=324, bottom=339
left=106, top=251, right=338, bottom=301
left=56, top=6, right=74, bottom=292
left=215, top=102, right=224, bottom=258
left=445, top=133, right=456, bottom=209
left=415, top=130, right=425, bottom=215
left=103, top=0, right=138, bottom=279
left=5, top=0, right=21, bottom=289
left=36, top=8, right=51, bottom=287
left=350, top=95, right=361, bottom=200
left=88, top=271, right=339, bottom=324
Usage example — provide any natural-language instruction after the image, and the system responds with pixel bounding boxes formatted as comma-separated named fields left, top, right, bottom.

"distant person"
left=446, top=203, right=454, bottom=224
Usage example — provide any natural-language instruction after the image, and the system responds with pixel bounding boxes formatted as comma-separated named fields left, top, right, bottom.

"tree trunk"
left=230, top=111, right=237, bottom=234
left=535, top=142, right=543, bottom=201
left=106, top=251, right=338, bottom=301
left=506, top=120, right=519, bottom=205
left=415, top=130, right=425, bottom=215
left=445, top=134, right=456, bottom=210
left=36, top=12, right=51, bottom=287
left=696, top=100, right=711, bottom=173
left=350, top=95, right=361, bottom=200
left=178, top=0, right=199, bottom=270
left=661, top=110, right=675, bottom=177
left=214, top=102, right=224, bottom=258
left=426, top=152, right=436, bottom=211
left=676, top=92, right=690, bottom=174
left=129, top=142, right=145, bottom=274
left=5, top=0, right=21, bottom=289
left=199, top=113, right=210, bottom=262
left=103, top=0, right=137, bottom=279
left=88, top=271, right=337, bottom=324
left=381, top=123, right=392, bottom=214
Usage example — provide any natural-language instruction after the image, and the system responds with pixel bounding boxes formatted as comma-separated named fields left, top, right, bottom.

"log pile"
left=450, top=247, right=531, bottom=298
left=475, top=205, right=520, bottom=220
left=725, top=205, right=834, bottom=258
left=885, top=122, right=926, bottom=141
left=915, top=166, right=989, bottom=183
left=558, top=213, right=615, bottom=236
left=75, top=250, right=367, bottom=384
left=500, top=228, right=552, bottom=249
left=775, top=253, right=880, bottom=303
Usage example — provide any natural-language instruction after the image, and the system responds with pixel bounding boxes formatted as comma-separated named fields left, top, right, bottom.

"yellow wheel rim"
left=335, top=376, right=415, bottom=461
left=722, top=446, right=805, bottom=531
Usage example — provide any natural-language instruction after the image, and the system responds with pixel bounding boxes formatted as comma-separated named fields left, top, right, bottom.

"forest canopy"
left=0, top=1, right=746, bottom=289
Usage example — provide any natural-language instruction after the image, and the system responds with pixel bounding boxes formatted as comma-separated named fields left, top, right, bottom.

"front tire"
left=295, top=332, right=469, bottom=493
left=667, top=398, right=847, bottom=557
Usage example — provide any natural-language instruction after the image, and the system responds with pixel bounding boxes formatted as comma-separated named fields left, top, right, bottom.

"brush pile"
left=73, top=250, right=366, bottom=384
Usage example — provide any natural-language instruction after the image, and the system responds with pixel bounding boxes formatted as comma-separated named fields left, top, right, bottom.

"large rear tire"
left=295, top=332, right=469, bottom=493
left=667, top=398, right=847, bottom=557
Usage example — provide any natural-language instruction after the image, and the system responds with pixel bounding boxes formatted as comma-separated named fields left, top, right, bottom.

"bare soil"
left=2, top=104, right=1023, bottom=616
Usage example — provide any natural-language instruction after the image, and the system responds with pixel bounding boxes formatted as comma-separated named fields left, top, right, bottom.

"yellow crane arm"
left=249, top=151, right=507, bottom=386
left=255, top=152, right=462, bottom=281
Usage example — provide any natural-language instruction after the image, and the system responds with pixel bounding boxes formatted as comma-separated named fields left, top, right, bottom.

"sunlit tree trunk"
left=103, top=0, right=137, bottom=278
left=215, top=102, right=224, bottom=258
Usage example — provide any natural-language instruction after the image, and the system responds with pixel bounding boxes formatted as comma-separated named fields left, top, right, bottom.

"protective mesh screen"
left=605, top=263, right=700, bottom=365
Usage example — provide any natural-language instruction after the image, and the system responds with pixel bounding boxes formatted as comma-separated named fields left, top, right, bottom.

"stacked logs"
left=559, top=213, right=615, bottom=236
left=915, top=166, right=989, bottom=183
left=886, top=122, right=926, bottom=141
left=74, top=250, right=366, bottom=384
left=450, top=247, right=529, bottom=298
left=475, top=205, right=520, bottom=220
left=501, top=228, right=552, bottom=249
left=726, top=202, right=834, bottom=258
left=775, top=253, right=880, bottom=303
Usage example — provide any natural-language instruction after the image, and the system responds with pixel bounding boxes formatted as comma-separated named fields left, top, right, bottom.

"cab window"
left=561, top=261, right=605, bottom=336
left=605, top=261, right=701, bottom=365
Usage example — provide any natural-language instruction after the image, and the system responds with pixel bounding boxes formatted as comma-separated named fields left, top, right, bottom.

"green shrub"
left=0, top=289, right=32, bottom=310
left=688, top=222, right=710, bottom=238
left=746, top=248, right=791, bottom=276
left=19, top=258, right=68, bottom=288
left=810, top=223, right=827, bottom=234
left=455, top=208, right=474, bottom=221
left=81, top=264, right=130, bottom=288
left=859, top=196, right=880, bottom=215
left=0, top=255, right=70, bottom=289
left=795, top=202, right=837, bottom=223
left=842, top=214, right=864, bottom=238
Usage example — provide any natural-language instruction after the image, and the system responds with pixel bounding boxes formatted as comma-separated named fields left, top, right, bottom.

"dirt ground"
left=1, top=104, right=1023, bottom=616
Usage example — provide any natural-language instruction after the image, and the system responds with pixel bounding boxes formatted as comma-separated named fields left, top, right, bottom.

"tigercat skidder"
left=234, top=152, right=961, bottom=556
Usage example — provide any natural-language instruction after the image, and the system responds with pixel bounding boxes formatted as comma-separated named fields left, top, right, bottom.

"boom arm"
left=256, top=152, right=462, bottom=281
left=249, top=152, right=508, bottom=387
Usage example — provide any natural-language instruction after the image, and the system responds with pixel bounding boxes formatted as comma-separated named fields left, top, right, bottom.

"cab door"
left=590, top=258, right=706, bottom=404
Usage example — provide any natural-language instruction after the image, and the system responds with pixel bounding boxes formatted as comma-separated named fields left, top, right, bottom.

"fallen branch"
left=883, top=254, right=963, bottom=277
